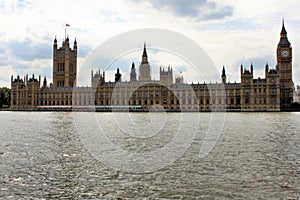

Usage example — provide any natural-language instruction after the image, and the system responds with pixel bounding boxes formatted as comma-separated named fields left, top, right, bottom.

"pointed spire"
left=265, top=62, right=269, bottom=72
left=141, top=42, right=148, bottom=64
left=281, top=18, right=287, bottom=36
left=222, top=65, right=226, bottom=83
left=73, top=38, right=77, bottom=50
left=132, top=62, right=135, bottom=69
left=222, top=65, right=226, bottom=76
left=278, top=19, right=290, bottom=46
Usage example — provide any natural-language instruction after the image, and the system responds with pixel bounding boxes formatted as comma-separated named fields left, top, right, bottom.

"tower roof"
left=222, top=66, right=226, bottom=76
left=279, top=19, right=290, bottom=46
left=281, top=19, right=287, bottom=35
left=141, top=42, right=148, bottom=64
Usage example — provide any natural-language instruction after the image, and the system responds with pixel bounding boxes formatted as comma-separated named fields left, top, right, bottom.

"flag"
left=66, top=23, right=70, bottom=27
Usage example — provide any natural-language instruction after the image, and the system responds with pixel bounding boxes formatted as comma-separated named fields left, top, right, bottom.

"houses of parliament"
left=10, top=21, right=294, bottom=111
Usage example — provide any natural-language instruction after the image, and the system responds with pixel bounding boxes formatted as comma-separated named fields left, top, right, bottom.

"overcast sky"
left=1, top=0, right=300, bottom=87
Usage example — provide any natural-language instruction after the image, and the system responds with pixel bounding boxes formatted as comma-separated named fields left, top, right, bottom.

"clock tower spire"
left=276, top=19, right=293, bottom=110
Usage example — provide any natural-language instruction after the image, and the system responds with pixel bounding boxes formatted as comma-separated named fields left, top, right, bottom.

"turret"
left=130, top=62, right=137, bottom=82
left=54, top=36, right=57, bottom=47
left=240, top=64, right=243, bottom=72
left=221, top=66, right=226, bottom=84
left=142, top=42, right=148, bottom=64
left=115, top=68, right=122, bottom=83
left=265, top=62, right=269, bottom=74
left=73, top=38, right=77, bottom=50
left=43, top=76, right=47, bottom=88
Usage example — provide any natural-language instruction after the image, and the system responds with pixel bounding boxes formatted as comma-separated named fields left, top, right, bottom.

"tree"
left=0, top=87, right=11, bottom=108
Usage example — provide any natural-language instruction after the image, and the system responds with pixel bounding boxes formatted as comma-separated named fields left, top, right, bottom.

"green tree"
left=0, top=87, right=11, bottom=108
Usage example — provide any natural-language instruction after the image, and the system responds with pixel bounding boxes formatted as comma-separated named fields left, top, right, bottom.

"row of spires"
left=20, top=19, right=288, bottom=87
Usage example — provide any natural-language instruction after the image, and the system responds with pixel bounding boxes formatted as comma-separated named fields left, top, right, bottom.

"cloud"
left=98, top=9, right=127, bottom=24
left=236, top=55, right=276, bottom=70
left=7, top=38, right=52, bottom=61
left=132, top=0, right=233, bottom=21
left=77, top=45, right=92, bottom=58
left=202, top=5, right=234, bottom=21
left=0, top=0, right=31, bottom=14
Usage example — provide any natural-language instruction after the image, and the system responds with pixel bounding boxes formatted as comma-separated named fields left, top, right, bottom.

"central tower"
left=276, top=20, right=293, bottom=110
left=53, top=37, right=77, bottom=87
left=138, top=43, right=151, bottom=81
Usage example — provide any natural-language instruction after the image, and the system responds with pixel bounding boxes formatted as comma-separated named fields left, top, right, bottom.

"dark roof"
left=279, top=38, right=290, bottom=46
left=281, top=22, right=287, bottom=35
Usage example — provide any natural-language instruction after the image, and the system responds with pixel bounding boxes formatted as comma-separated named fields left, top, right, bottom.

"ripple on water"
left=0, top=112, right=300, bottom=199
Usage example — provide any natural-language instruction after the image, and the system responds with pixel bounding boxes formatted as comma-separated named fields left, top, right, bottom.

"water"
left=1, top=111, right=300, bottom=199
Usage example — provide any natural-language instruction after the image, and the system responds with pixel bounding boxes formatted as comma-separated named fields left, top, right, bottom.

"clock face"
left=281, top=50, right=289, bottom=57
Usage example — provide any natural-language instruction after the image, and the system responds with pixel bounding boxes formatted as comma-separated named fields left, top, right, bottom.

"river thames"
left=1, top=111, right=300, bottom=199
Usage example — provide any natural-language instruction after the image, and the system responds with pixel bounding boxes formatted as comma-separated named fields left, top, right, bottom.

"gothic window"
left=271, top=97, right=276, bottom=104
left=245, top=89, right=250, bottom=95
left=271, top=88, right=276, bottom=95
left=245, top=98, right=249, bottom=104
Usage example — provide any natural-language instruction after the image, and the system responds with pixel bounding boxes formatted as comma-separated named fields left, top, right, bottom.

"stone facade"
left=294, top=85, right=300, bottom=103
left=138, top=43, right=151, bottom=81
left=53, top=37, right=77, bottom=88
left=11, top=22, right=294, bottom=111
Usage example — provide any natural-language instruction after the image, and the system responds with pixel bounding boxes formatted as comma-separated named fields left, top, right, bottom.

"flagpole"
left=65, top=24, right=70, bottom=40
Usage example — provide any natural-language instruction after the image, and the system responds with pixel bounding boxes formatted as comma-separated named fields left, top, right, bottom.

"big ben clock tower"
left=276, top=20, right=293, bottom=111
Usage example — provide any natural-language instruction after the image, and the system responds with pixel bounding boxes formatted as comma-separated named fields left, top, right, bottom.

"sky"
left=1, top=0, right=300, bottom=87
